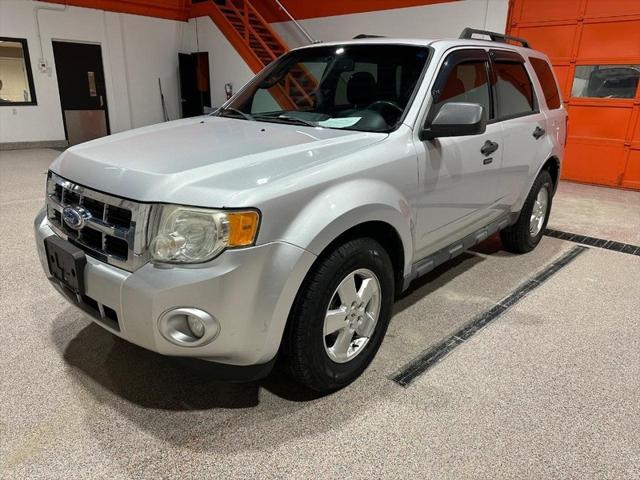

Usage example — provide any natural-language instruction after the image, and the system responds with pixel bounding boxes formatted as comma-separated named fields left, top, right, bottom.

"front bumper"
left=34, top=209, right=316, bottom=367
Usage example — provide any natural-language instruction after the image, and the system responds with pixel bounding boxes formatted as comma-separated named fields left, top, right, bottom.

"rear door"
left=414, top=48, right=504, bottom=257
left=491, top=49, right=551, bottom=206
left=529, top=55, right=567, bottom=157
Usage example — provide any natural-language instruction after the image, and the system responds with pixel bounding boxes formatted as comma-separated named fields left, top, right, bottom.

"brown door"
left=52, top=41, right=110, bottom=146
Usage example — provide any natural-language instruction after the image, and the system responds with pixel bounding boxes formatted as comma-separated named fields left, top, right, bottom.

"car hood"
left=50, top=116, right=387, bottom=207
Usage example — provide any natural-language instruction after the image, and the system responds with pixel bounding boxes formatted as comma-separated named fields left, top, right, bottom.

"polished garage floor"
left=1, top=149, right=639, bottom=479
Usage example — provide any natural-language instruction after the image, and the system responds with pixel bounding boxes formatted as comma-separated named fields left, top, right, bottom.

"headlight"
left=150, top=205, right=260, bottom=263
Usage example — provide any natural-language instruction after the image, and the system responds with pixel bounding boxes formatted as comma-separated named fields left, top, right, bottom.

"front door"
left=414, top=49, right=504, bottom=258
left=52, top=41, right=109, bottom=146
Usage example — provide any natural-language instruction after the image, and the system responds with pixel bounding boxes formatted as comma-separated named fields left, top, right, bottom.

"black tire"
left=281, top=237, right=395, bottom=392
left=500, top=169, right=553, bottom=253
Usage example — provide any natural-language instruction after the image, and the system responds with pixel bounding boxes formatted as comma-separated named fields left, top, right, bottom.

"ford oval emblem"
left=62, top=206, right=90, bottom=230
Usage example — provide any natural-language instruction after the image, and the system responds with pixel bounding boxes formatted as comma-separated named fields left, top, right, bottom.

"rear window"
left=530, top=57, right=561, bottom=109
left=494, top=61, right=535, bottom=118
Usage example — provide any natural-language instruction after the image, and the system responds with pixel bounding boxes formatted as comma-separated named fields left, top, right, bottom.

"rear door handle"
left=533, top=126, right=546, bottom=139
left=480, top=140, right=499, bottom=156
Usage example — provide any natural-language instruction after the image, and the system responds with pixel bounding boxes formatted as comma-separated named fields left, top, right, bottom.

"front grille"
left=46, top=172, right=153, bottom=271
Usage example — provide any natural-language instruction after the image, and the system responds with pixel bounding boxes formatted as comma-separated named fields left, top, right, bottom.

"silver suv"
left=35, top=29, right=566, bottom=392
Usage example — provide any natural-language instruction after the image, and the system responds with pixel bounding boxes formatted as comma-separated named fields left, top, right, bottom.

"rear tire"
left=500, top=170, right=553, bottom=253
left=282, top=237, right=394, bottom=392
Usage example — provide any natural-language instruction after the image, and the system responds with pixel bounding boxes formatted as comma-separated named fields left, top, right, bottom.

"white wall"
left=272, top=0, right=509, bottom=48
left=184, top=16, right=254, bottom=108
left=0, top=0, right=188, bottom=144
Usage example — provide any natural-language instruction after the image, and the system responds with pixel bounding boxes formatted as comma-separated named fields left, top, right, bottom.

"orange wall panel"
left=622, top=150, right=640, bottom=188
left=585, top=0, right=640, bottom=19
left=516, top=24, right=576, bottom=60
left=562, top=143, right=628, bottom=186
left=551, top=64, right=571, bottom=99
left=633, top=116, right=640, bottom=144
left=567, top=105, right=632, bottom=142
left=578, top=20, right=640, bottom=59
left=516, top=0, right=581, bottom=24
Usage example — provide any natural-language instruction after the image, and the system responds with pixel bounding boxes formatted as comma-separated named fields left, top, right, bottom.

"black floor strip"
left=390, top=245, right=588, bottom=388
left=545, top=228, right=640, bottom=256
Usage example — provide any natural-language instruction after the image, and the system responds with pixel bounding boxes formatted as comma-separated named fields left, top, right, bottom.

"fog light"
left=158, top=307, right=220, bottom=347
left=187, top=315, right=205, bottom=338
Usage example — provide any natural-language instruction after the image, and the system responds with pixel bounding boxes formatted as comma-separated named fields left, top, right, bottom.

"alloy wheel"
left=323, top=268, right=382, bottom=363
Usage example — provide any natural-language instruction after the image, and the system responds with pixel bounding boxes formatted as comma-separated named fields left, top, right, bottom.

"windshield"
left=217, top=44, right=430, bottom=132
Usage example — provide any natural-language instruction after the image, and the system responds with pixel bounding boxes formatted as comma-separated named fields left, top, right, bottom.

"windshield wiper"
left=217, top=107, right=254, bottom=121
left=254, top=114, right=318, bottom=127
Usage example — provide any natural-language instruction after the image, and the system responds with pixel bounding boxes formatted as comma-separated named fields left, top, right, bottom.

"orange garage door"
left=507, top=0, right=640, bottom=190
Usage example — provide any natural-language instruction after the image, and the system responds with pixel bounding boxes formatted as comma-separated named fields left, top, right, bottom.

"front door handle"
left=480, top=140, right=499, bottom=156
left=533, top=126, right=546, bottom=139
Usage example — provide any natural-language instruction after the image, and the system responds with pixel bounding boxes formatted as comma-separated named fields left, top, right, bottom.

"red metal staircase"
left=190, top=0, right=316, bottom=108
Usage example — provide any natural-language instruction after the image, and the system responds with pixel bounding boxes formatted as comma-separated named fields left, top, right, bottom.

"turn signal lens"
left=227, top=211, right=260, bottom=247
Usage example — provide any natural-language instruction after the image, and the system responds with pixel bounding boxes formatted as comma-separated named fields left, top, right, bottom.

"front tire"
left=500, top=170, right=553, bottom=253
left=282, top=238, right=395, bottom=392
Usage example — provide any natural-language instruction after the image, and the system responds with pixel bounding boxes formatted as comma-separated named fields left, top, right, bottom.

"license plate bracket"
left=44, top=236, right=87, bottom=295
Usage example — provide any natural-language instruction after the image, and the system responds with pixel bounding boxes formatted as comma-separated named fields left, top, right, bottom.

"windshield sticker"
left=317, top=117, right=362, bottom=128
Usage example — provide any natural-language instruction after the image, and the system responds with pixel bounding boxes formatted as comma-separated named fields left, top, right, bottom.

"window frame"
left=426, top=48, right=495, bottom=125
left=488, top=49, right=539, bottom=123
left=0, top=36, right=38, bottom=107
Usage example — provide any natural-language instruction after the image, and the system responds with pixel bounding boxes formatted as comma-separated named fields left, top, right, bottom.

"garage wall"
left=271, top=0, right=508, bottom=48
left=0, top=0, right=187, bottom=144
left=508, top=0, right=640, bottom=190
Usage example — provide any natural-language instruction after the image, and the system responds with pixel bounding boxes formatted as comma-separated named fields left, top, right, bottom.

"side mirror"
left=420, top=102, right=486, bottom=140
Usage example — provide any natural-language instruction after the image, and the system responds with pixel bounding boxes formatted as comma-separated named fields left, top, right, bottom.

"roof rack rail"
left=459, top=27, right=531, bottom=48
left=353, top=34, right=386, bottom=39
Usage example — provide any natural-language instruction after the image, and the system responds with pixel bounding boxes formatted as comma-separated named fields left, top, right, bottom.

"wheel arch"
left=311, top=220, right=407, bottom=297
left=542, top=155, right=561, bottom=195
left=514, top=154, right=562, bottom=213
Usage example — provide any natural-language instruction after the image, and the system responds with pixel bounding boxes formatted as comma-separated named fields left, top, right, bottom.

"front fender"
left=279, top=179, right=414, bottom=277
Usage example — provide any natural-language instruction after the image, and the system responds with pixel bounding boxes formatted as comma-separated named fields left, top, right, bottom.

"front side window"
left=217, top=44, right=430, bottom=132
left=571, top=64, right=640, bottom=99
left=0, top=37, right=37, bottom=106
left=433, top=60, right=492, bottom=120
left=529, top=57, right=561, bottom=109
left=494, top=61, right=535, bottom=118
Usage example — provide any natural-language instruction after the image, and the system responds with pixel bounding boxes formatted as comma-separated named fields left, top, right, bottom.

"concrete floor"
left=1, top=149, right=639, bottom=479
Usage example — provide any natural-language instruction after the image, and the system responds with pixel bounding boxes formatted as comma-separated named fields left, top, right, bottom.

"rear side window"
left=494, top=61, right=535, bottom=118
left=529, top=57, right=561, bottom=109
left=434, top=60, right=492, bottom=119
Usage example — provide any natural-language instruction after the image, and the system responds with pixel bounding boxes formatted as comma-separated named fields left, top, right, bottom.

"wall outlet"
left=12, top=108, right=17, bottom=115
